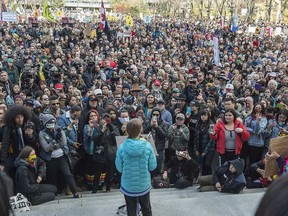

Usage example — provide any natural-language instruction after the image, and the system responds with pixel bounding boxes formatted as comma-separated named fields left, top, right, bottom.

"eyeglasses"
left=52, top=103, right=60, bottom=105
left=110, top=112, right=116, bottom=115
left=152, top=114, right=160, bottom=116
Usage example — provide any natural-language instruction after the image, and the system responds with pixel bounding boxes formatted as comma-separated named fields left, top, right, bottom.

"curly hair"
left=4, top=105, right=31, bottom=127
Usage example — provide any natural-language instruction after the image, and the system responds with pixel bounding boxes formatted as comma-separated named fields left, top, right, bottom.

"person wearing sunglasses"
left=15, top=146, right=57, bottom=205
left=43, top=95, right=65, bottom=118
left=143, top=107, right=169, bottom=175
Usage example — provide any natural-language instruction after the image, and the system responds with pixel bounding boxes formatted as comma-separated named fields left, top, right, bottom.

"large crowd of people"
left=0, top=16, right=288, bottom=213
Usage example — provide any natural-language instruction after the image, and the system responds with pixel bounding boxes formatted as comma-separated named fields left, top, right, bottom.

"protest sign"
left=116, top=134, right=158, bottom=156
left=2, top=12, right=17, bottom=22
left=264, top=136, right=288, bottom=177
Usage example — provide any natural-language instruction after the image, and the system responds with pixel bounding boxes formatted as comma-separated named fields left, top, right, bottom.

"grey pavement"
left=16, top=186, right=265, bottom=216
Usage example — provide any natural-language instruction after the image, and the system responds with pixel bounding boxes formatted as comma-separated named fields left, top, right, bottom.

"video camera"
left=49, top=66, right=61, bottom=83
left=22, top=64, right=36, bottom=86
left=87, top=61, right=96, bottom=73
left=71, top=61, right=82, bottom=70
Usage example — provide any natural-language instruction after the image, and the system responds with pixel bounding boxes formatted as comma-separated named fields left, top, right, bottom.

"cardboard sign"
left=116, top=134, right=158, bottom=156
left=248, top=26, right=256, bottom=34
left=264, top=136, right=288, bottom=177
left=2, top=12, right=17, bottom=22
left=85, top=23, right=92, bottom=36
left=28, top=17, right=38, bottom=27
left=241, top=9, right=247, bottom=16
left=62, top=17, right=74, bottom=27
left=275, top=27, right=282, bottom=36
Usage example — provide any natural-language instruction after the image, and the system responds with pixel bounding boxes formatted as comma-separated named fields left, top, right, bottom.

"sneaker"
left=73, top=194, right=80, bottom=198
left=92, top=190, right=97, bottom=194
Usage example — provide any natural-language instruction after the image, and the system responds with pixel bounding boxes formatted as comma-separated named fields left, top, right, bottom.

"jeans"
left=124, top=192, right=152, bottom=216
left=46, top=155, right=78, bottom=195
left=219, top=152, right=239, bottom=165
left=248, top=146, right=263, bottom=165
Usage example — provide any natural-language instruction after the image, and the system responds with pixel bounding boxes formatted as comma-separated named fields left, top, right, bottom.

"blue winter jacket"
left=115, top=138, right=157, bottom=194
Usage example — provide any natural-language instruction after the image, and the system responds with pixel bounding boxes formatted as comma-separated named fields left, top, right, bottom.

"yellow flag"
left=43, top=0, right=55, bottom=22
left=38, top=63, right=45, bottom=81
left=125, top=15, right=133, bottom=26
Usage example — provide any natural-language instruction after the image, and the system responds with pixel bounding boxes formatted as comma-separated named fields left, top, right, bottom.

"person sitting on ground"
left=246, top=158, right=272, bottom=188
left=198, top=158, right=246, bottom=194
left=163, top=150, right=199, bottom=189
left=15, top=146, right=57, bottom=205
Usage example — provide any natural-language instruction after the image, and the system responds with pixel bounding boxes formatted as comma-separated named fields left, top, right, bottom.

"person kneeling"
left=15, top=146, right=57, bottom=205
left=198, top=159, right=246, bottom=194
left=163, top=150, right=199, bottom=189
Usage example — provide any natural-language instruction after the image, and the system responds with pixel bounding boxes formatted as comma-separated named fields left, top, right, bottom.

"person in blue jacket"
left=115, top=118, right=157, bottom=216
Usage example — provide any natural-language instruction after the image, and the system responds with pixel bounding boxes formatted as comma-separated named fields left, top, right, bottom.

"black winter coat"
left=164, top=156, right=199, bottom=183
left=15, top=158, right=46, bottom=200
left=143, top=119, right=169, bottom=150
left=1, top=125, right=38, bottom=165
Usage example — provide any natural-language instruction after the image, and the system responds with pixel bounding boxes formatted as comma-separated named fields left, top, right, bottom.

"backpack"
left=152, top=176, right=170, bottom=189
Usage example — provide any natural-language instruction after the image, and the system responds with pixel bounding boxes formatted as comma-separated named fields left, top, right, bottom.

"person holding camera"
left=83, top=110, right=119, bottom=193
left=194, top=109, right=216, bottom=175
left=57, top=105, right=83, bottom=173
left=143, top=107, right=169, bottom=175
left=38, top=113, right=80, bottom=198
left=183, top=75, right=198, bottom=103
left=167, top=113, right=190, bottom=160
left=163, top=150, right=198, bottom=189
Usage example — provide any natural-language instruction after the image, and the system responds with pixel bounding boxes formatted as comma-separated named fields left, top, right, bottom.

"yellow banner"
left=125, top=15, right=133, bottom=26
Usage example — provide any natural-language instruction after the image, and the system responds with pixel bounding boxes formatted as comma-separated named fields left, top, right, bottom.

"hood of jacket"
left=229, top=159, right=244, bottom=177
left=151, top=107, right=162, bottom=122
left=123, top=138, right=147, bottom=157
left=14, top=157, right=29, bottom=168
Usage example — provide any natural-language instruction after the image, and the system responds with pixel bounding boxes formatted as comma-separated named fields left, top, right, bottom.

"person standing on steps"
left=116, top=118, right=157, bottom=216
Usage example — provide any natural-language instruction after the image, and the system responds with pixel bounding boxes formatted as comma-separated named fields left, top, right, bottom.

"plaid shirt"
left=194, top=124, right=215, bottom=154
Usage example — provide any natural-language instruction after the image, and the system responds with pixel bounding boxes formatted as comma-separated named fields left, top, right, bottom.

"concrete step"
left=16, top=186, right=265, bottom=216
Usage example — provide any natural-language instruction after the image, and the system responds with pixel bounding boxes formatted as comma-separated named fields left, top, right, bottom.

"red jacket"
left=210, top=119, right=250, bottom=155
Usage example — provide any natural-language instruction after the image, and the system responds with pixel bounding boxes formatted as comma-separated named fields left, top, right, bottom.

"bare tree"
left=245, top=0, right=256, bottom=21
left=226, top=0, right=236, bottom=17
left=206, top=0, right=213, bottom=19
left=280, top=0, right=288, bottom=17
left=215, top=0, right=227, bottom=17
left=266, top=0, right=274, bottom=22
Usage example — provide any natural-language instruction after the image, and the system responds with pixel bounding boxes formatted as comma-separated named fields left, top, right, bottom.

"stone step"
left=17, top=188, right=265, bottom=216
